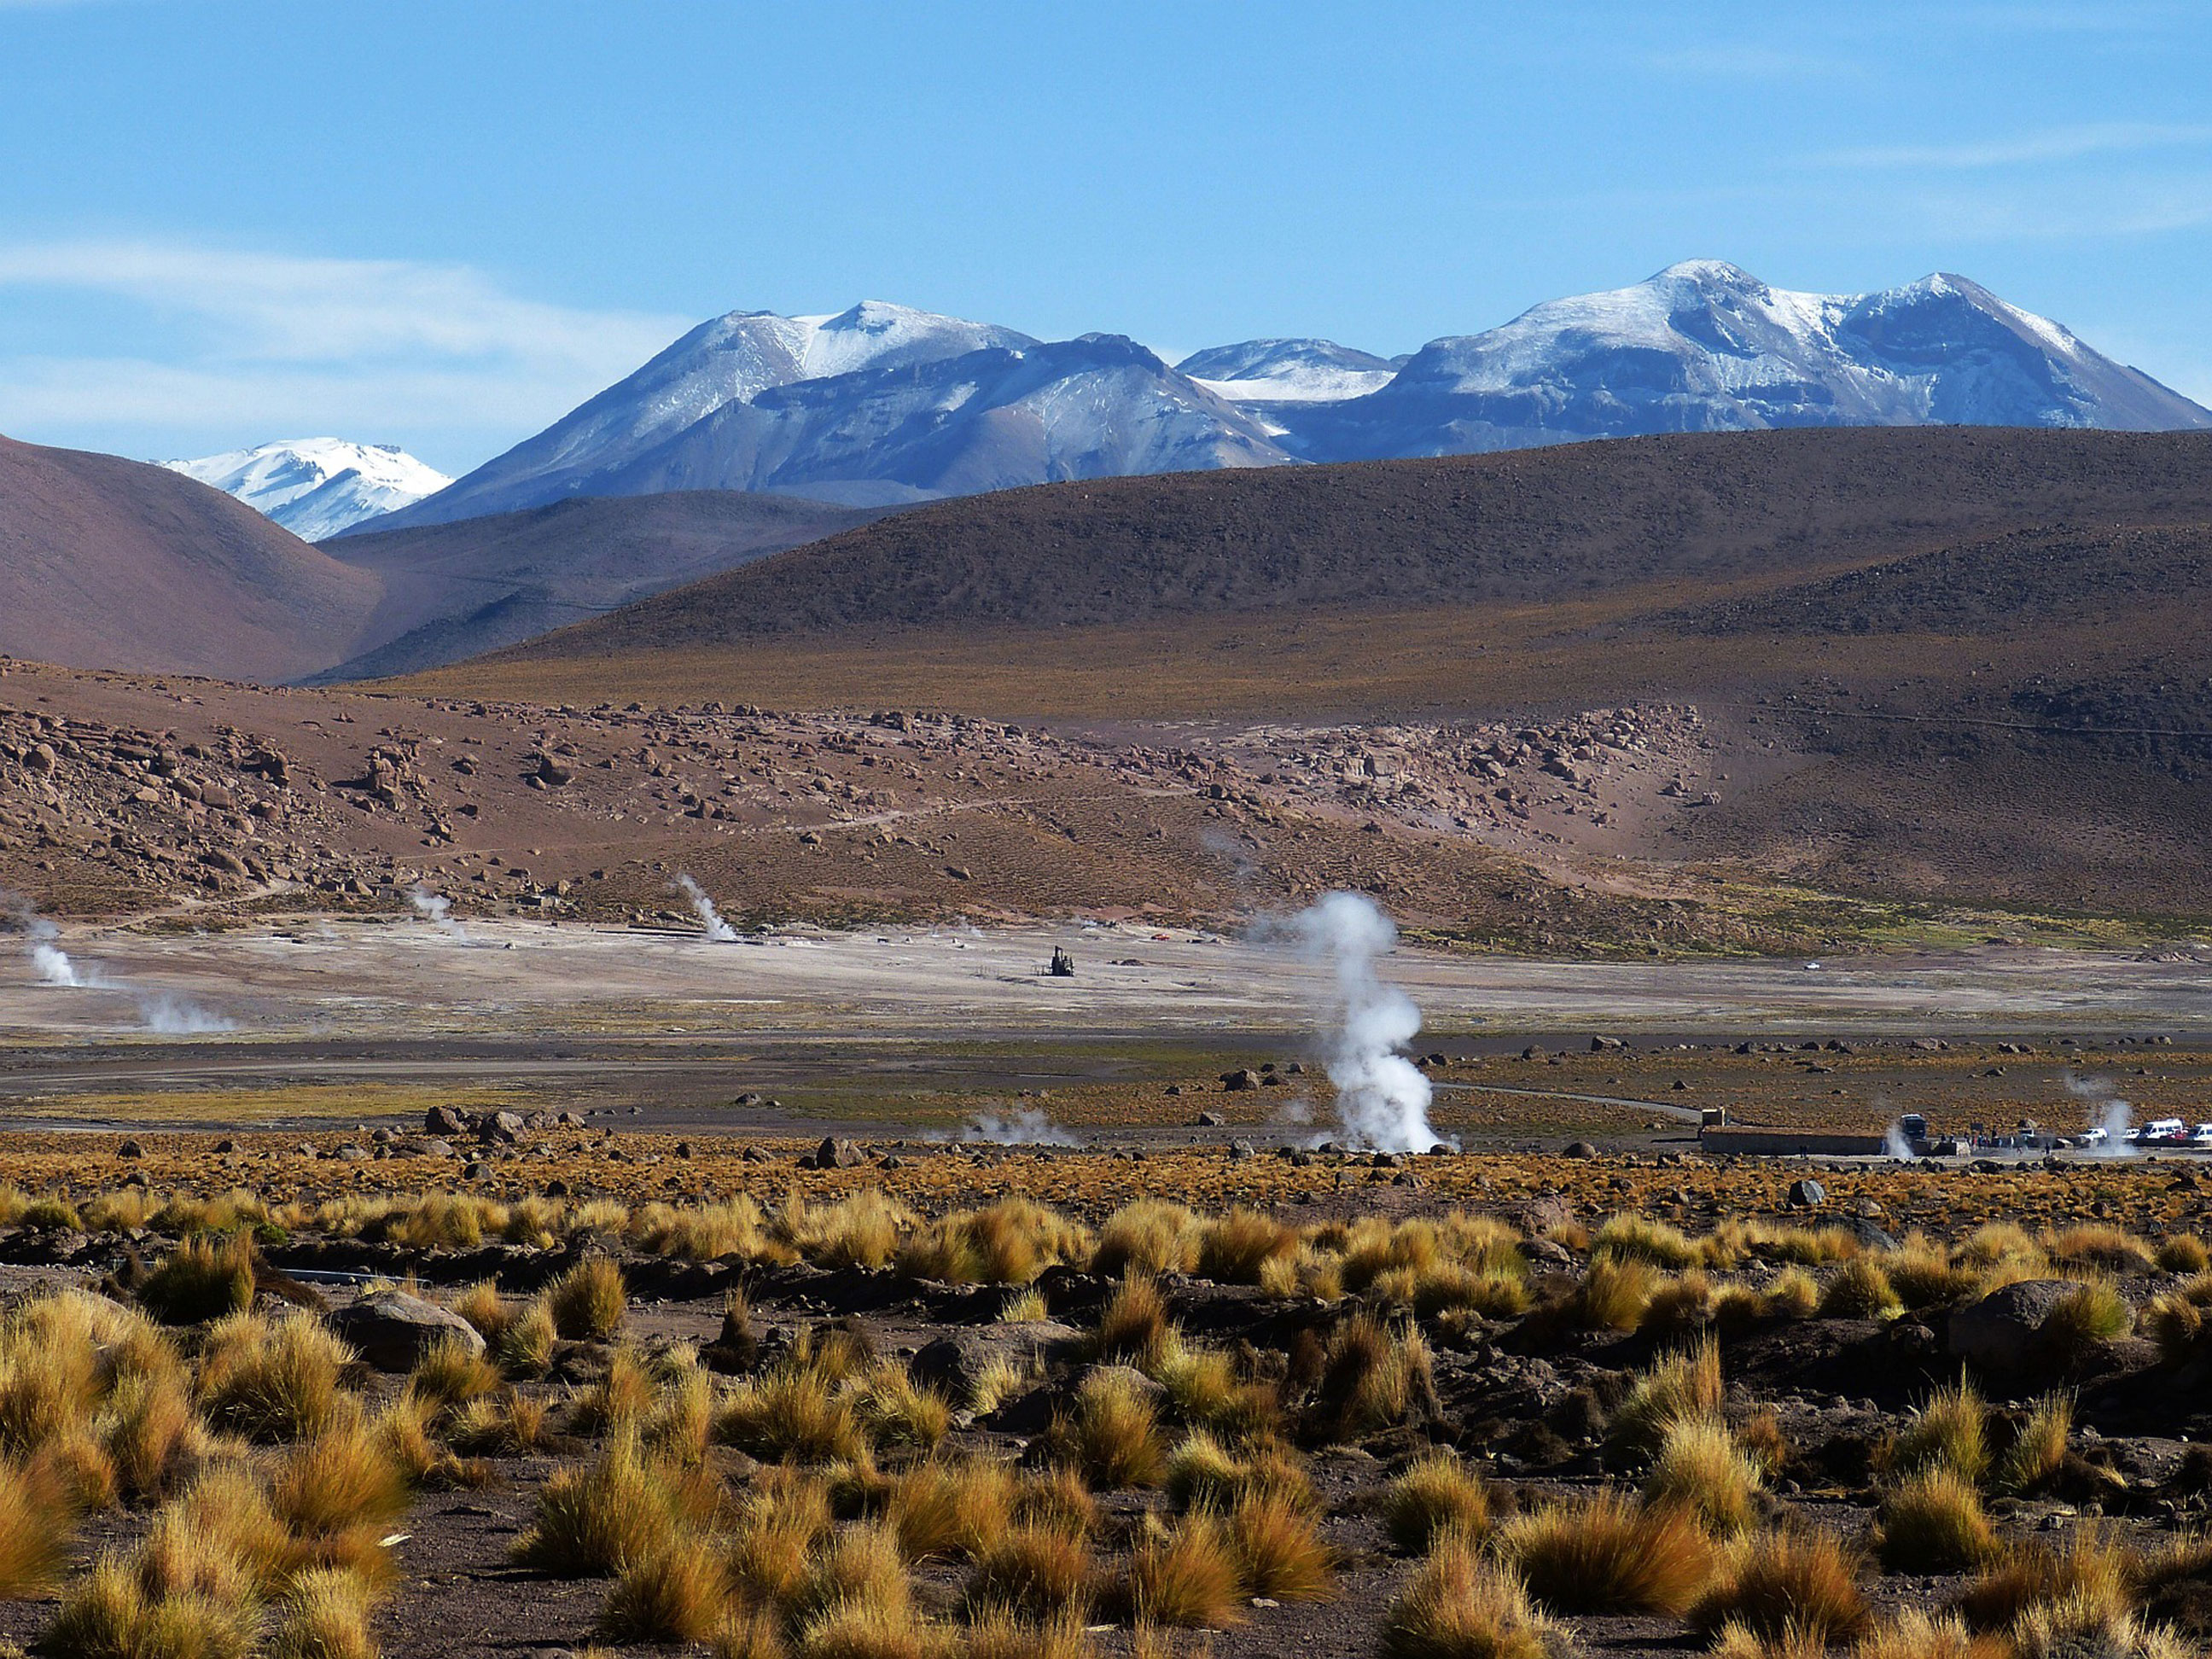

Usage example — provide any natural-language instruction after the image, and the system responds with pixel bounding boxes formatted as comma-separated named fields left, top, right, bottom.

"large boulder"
left=332, top=1289, right=483, bottom=1372
left=910, top=1319, right=1080, bottom=1404
left=1947, top=1279, right=2084, bottom=1374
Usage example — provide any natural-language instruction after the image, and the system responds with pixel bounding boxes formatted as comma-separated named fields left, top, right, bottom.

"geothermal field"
left=8, top=864, right=2212, bottom=1659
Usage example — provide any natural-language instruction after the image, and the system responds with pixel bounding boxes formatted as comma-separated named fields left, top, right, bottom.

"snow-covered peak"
left=788, top=300, right=1034, bottom=381
left=162, top=439, right=451, bottom=541
left=1178, top=338, right=1400, bottom=404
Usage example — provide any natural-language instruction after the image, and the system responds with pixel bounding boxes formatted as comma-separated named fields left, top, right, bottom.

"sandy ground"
left=4, top=917, right=2211, bottom=1053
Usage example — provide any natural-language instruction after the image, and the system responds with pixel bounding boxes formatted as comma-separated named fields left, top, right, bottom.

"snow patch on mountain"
left=1178, top=338, right=1400, bottom=404
left=163, top=439, right=451, bottom=540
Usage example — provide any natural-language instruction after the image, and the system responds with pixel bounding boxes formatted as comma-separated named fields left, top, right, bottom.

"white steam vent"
left=676, top=875, right=739, bottom=942
left=1289, top=891, right=1445, bottom=1153
left=408, top=887, right=470, bottom=943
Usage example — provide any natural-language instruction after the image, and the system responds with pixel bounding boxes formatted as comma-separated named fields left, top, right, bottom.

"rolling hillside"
left=0, top=434, right=381, bottom=682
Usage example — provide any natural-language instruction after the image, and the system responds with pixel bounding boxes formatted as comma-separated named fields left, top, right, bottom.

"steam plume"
left=408, top=887, right=470, bottom=942
left=961, top=1107, right=1081, bottom=1147
left=2066, top=1074, right=2134, bottom=1157
left=675, top=875, right=738, bottom=942
left=136, top=992, right=236, bottom=1034
left=1288, top=891, right=1444, bottom=1154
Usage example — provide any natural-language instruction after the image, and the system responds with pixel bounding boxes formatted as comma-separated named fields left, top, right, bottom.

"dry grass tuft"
left=1562, top=1256, right=1657, bottom=1331
left=137, top=1231, right=257, bottom=1325
left=1604, top=1338, right=1722, bottom=1467
left=408, top=1334, right=500, bottom=1408
left=1094, top=1200, right=1202, bottom=1278
left=1992, top=1394, right=2073, bottom=1497
left=1877, top=1469, right=1998, bottom=1573
left=1047, top=1368, right=1167, bottom=1489
left=719, top=1365, right=867, bottom=1465
left=1226, top=1490, right=1336, bottom=1603
left=513, top=1431, right=708, bottom=1577
left=1819, top=1257, right=1902, bottom=1321
left=0, top=1455, right=73, bottom=1597
left=1311, top=1313, right=1435, bottom=1441
left=46, top=1553, right=263, bottom=1659
left=1691, top=1528, right=1868, bottom=1644
left=1195, top=1210, right=1297, bottom=1285
left=1382, top=1450, right=1490, bottom=1554
left=103, top=1369, right=202, bottom=1502
left=1853, top=1609, right=2005, bottom=1659
left=1120, top=1511, right=1246, bottom=1629
left=546, top=1259, right=626, bottom=1342
left=2040, top=1279, right=2131, bottom=1368
left=1889, top=1377, right=1991, bottom=1486
left=198, top=1313, right=349, bottom=1442
left=498, top=1298, right=559, bottom=1378
left=1379, top=1535, right=1568, bottom=1659
left=885, top=1458, right=1013, bottom=1562
left=1495, top=1491, right=1714, bottom=1617
left=962, top=1607, right=1095, bottom=1659
left=1644, top=1415, right=1764, bottom=1535
left=1091, top=1275, right=1174, bottom=1369
left=595, top=1536, right=730, bottom=1644
left=725, top=1467, right=833, bottom=1607
left=964, top=1522, right=1097, bottom=1621
left=265, top=1567, right=377, bottom=1659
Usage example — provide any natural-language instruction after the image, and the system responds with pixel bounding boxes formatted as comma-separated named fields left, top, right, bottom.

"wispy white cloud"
left=1825, top=121, right=2212, bottom=171
left=0, top=240, right=690, bottom=466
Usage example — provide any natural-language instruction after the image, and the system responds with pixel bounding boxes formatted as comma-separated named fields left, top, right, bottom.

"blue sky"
left=2, top=0, right=2208, bottom=474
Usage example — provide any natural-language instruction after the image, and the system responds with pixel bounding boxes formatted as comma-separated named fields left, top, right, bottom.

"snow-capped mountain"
left=361, top=267, right=2211, bottom=531
left=1272, top=261, right=2212, bottom=460
left=358, top=301, right=1046, bottom=528
left=162, top=439, right=451, bottom=541
left=1176, top=339, right=1403, bottom=405
left=565, top=333, right=1288, bottom=507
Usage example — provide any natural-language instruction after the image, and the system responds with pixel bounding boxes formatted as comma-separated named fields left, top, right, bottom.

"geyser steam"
left=961, top=1107, right=1081, bottom=1147
left=2067, top=1074, right=2134, bottom=1156
left=408, top=887, right=470, bottom=943
left=30, top=922, right=82, bottom=987
left=676, top=875, right=738, bottom=943
left=1289, top=891, right=1444, bottom=1154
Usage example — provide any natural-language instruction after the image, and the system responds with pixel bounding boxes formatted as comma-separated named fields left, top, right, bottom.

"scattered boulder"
left=332, top=1289, right=483, bottom=1372
left=1220, top=1069, right=1262, bottom=1092
left=810, top=1137, right=865, bottom=1170
left=1949, top=1279, right=2087, bottom=1373
left=1563, top=1140, right=1598, bottom=1161
left=1785, top=1178, right=1827, bottom=1208
left=911, top=1320, right=1080, bottom=1404
left=424, top=1105, right=468, bottom=1136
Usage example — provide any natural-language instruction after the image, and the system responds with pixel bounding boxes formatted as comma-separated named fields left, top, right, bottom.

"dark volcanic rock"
left=332, top=1289, right=484, bottom=1372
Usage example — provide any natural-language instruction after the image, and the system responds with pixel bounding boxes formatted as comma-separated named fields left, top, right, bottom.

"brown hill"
left=315, top=490, right=889, bottom=681
left=0, top=434, right=380, bottom=682
left=416, top=428, right=2212, bottom=924
left=495, top=427, right=2212, bottom=655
